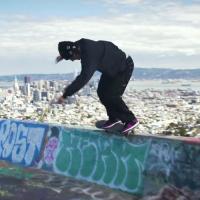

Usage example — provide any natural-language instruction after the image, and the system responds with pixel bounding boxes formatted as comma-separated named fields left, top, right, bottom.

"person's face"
left=70, top=53, right=80, bottom=61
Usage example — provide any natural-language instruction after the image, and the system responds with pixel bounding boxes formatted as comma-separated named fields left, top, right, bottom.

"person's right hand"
left=57, top=96, right=65, bottom=104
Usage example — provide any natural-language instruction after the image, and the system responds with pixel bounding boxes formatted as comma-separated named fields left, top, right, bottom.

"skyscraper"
left=24, top=76, right=31, bottom=84
left=13, top=76, right=19, bottom=93
left=24, top=76, right=31, bottom=96
left=33, top=89, right=41, bottom=102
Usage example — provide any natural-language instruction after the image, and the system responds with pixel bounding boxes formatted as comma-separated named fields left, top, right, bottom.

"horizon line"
left=0, top=67, right=200, bottom=77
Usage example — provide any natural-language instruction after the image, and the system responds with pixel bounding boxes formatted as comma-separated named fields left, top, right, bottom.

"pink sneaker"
left=122, top=118, right=139, bottom=135
left=102, top=119, right=121, bottom=129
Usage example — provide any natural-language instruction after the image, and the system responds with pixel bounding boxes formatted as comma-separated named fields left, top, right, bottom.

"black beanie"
left=58, top=41, right=76, bottom=60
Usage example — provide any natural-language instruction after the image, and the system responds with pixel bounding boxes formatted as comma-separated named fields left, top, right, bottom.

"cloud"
left=0, top=0, right=199, bottom=75
left=1, top=12, right=199, bottom=55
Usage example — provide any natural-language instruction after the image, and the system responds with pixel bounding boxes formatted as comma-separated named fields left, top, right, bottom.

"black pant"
left=97, top=56, right=135, bottom=123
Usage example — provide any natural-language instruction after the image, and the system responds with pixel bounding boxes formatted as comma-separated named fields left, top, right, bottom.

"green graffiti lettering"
left=54, top=129, right=149, bottom=193
left=68, top=149, right=81, bottom=176
left=81, top=145, right=97, bottom=177
left=56, top=148, right=70, bottom=172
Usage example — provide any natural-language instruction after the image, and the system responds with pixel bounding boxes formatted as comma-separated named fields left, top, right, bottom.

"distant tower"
left=13, top=76, right=19, bottom=93
left=33, top=89, right=41, bottom=102
left=49, top=81, right=55, bottom=88
left=24, top=76, right=31, bottom=84
left=44, top=80, right=50, bottom=90
left=24, top=76, right=31, bottom=96
left=41, top=91, right=48, bottom=101
left=38, top=80, right=44, bottom=90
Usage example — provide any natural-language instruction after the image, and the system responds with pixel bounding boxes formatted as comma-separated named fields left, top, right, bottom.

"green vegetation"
left=164, top=123, right=188, bottom=137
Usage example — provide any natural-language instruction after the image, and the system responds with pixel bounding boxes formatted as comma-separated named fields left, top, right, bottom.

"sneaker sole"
left=122, top=121, right=139, bottom=134
left=103, top=121, right=121, bottom=129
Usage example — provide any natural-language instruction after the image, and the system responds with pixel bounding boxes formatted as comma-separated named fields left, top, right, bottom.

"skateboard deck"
left=95, top=120, right=134, bottom=136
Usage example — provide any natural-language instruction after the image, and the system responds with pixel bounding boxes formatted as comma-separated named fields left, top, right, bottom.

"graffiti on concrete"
left=147, top=140, right=173, bottom=178
left=1, top=119, right=200, bottom=196
left=146, top=139, right=200, bottom=190
left=38, top=126, right=60, bottom=170
left=0, top=120, right=48, bottom=166
left=184, top=137, right=200, bottom=144
left=170, top=143, right=200, bottom=189
left=44, top=126, right=60, bottom=166
left=52, top=128, right=150, bottom=194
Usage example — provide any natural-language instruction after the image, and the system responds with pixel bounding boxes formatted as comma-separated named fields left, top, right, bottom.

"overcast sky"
left=0, top=0, right=200, bottom=75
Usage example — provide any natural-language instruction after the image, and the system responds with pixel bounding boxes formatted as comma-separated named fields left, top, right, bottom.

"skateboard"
left=95, top=120, right=134, bottom=136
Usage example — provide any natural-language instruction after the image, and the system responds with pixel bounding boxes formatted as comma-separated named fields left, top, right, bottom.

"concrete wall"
left=0, top=119, right=199, bottom=195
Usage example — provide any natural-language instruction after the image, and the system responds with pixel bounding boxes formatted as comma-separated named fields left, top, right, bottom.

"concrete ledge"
left=0, top=119, right=199, bottom=196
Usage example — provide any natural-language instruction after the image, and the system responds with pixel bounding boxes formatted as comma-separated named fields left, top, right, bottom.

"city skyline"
left=0, top=77, right=200, bottom=137
left=0, top=0, right=200, bottom=75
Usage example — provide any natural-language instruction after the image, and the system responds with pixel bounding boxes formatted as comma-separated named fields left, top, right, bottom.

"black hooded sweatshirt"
left=63, top=38, right=127, bottom=98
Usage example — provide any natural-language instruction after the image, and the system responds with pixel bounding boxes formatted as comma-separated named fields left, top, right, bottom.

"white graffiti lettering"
left=0, top=120, right=46, bottom=166
left=12, top=124, right=28, bottom=163
left=0, top=120, right=10, bottom=155
left=2, top=122, right=17, bottom=158
left=25, top=127, right=45, bottom=165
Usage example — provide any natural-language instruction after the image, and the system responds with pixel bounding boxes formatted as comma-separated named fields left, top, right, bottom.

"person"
left=55, top=38, right=139, bottom=135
